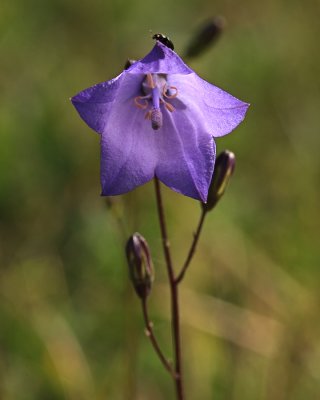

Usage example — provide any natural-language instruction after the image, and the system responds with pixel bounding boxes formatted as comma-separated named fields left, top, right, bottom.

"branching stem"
left=176, top=208, right=207, bottom=284
left=141, top=299, right=176, bottom=377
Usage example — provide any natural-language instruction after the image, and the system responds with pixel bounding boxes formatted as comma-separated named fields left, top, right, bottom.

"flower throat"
left=134, top=73, right=178, bottom=130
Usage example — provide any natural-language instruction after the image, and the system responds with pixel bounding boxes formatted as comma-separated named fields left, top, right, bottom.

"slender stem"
left=176, top=208, right=207, bottom=284
left=154, top=178, right=184, bottom=400
left=141, top=299, right=176, bottom=377
left=154, top=178, right=175, bottom=282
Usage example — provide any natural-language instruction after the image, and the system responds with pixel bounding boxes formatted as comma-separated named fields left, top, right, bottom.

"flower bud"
left=184, top=17, right=226, bottom=59
left=202, top=150, right=235, bottom=211
left=126, top=233, right=154, bottom=299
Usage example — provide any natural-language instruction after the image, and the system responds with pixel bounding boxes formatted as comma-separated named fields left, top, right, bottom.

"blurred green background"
left=1, top=0, right=320, bottom=399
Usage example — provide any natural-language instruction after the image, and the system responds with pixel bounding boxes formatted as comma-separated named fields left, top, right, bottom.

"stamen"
left=163, top=85, right=178, bottom=99
left=144, top=110, right=152, bottom=120
left=146, top=73, right=155, bottom=89
left=134, top=73, right=178, bottom=129
left=151, top=108, right=163, bottom=130
left=134, top=96, right=149, bottom=110
left=164, top=102, right=175, bottom=112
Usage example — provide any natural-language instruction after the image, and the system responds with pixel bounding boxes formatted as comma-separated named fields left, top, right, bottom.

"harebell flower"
left=71, top=41, right=248, bottom=201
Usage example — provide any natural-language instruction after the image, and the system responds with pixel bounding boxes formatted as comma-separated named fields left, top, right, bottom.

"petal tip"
left=71, top=92, right=84, bottom=104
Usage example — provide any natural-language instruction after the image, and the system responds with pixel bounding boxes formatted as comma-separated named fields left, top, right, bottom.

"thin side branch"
left=176, top=208, right=207, bottom=284
left=141, top=299, right=176, bottom=377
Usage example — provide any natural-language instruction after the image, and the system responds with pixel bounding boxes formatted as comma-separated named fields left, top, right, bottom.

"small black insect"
left=152, top=33, right=174, bottom=51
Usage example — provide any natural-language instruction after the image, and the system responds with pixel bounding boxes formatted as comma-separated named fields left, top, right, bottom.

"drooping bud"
left=184, top=17, right=226, bottom=59
left=126, top=233, right=154, bottom=299
left=202, top=150, right=235, bottom=212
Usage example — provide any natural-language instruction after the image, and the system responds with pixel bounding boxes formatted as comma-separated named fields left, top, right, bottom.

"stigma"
left=134, top=73, right=178, bottom=131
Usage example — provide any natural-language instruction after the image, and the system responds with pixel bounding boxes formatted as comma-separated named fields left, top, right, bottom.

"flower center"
left=134, top=73, right=178, bottom=130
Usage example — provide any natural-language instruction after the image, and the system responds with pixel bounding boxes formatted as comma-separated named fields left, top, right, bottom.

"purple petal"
left=71, top=73, right=124, bottom=134
left=100, top=75, right=158, bottom=195
left=155, top=108, right=215, bottom=202
left=127, top=42, right=192, bottom=75
left=167, top=73, right=249, bottom=137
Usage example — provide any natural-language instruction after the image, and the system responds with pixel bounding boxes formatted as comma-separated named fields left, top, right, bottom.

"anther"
left=146, top=73, right=155, bottom=89
left=134, top=96, right=149, bottom=110
left=145, top=110, right=152, bottom=120
left=164, top=102, right=175, bottom=112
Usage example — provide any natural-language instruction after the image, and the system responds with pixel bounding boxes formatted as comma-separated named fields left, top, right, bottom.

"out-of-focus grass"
left=1, top=0, right=320, bottom=399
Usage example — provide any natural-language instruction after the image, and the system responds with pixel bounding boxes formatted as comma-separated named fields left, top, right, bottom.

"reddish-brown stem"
left=154, top=177, right=184, bottom=400
left=141, top=299, right=176, bottom=377
left=176, top=208, right=207, bottom=284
